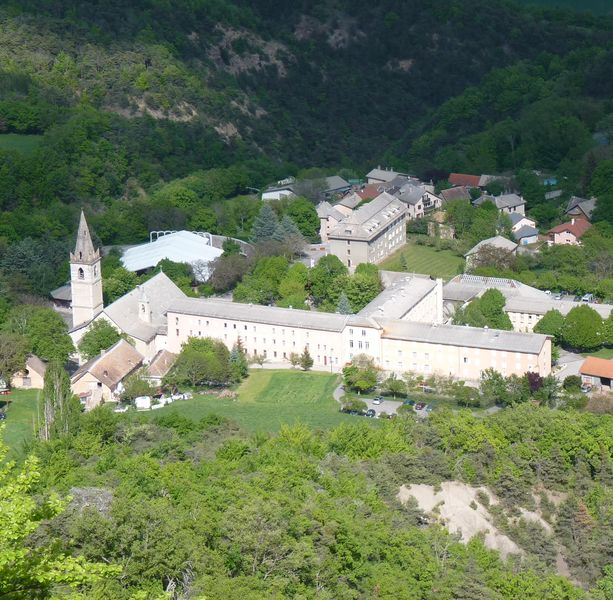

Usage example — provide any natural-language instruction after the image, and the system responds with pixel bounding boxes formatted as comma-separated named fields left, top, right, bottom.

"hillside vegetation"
left=4, top=403, right=612, bottom=597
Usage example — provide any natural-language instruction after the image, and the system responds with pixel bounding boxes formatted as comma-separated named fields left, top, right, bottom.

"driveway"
left=555, top=351, right=584, bottom=381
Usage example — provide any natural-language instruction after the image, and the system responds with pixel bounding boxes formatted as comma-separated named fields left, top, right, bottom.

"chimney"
left=571, top=218, right=575, bottom=225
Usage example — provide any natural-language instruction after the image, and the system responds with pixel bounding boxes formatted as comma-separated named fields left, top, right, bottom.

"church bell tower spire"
left=70, top=210, right=103, bottom=327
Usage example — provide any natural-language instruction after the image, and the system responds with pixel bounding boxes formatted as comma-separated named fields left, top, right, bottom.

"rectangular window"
left=274, top=351, right=277, bottom=358
left=349, top=329, right=353, bottom=335
left=283, top=352, right=287, bottom=359
left=349, top=340, right=354, bottom=348
left=362, top=330, right=366, bottom=336
left=233, top=323, right=237, bottom=329
left=176, top=329, right=179, bottom=336
left=463, top=357, right=468, bottom=364
left=365, top=341, right=369, bottom=350
left=348, top=259, right=351, bottom=267
left=224, top=322, right=227, bottom=328
left=175, top=317, right=179, bottom=325
left=244, top=325, right=247, bottom=330
left=358, top=341, right=363, bottom=349
left=206, top=320, right=209, bottom=326
left=198, top=331, right=201, bottom=337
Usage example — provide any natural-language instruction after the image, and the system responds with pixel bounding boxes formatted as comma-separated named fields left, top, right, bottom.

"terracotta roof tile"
left=547, top=218, right=591, bottom=239
left=580, top=357, right=613, bottom=379
left=449, top=173, right=481, bottom=187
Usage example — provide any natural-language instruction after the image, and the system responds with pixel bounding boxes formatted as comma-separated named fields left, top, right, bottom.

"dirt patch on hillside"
left=398, top=481, right=553, bottom=558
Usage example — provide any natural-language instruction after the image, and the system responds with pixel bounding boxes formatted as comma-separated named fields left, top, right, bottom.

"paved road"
left=555, top=351, right=584, bottom=380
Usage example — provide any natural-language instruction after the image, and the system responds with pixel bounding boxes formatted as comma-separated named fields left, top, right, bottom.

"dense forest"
left=0, top=0, right=611, bottom=255
left=4, top=404, right=613, bottom=598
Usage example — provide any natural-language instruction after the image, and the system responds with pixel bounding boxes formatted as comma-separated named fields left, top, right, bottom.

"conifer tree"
left=299, top=346, right=313, bottom=371
left=336, top=292, right=352, bottom=314
left=251, top=204, right=278, bottom=242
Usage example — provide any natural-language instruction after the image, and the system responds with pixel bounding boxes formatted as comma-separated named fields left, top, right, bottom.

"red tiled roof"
left=547, top=218, right=591, bottom=239
left=449, top=173, right=481, bottom=187
left=356, top=183, right=382, bottom=200
left=580, top=357, right=613, bottom=379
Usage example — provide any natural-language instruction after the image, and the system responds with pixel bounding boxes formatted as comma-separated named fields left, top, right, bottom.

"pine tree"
left=251, top=204, right=278, bottom=242
left=336, top=292, right=352, bottom=314
left=273, top=215, right=302, bottom=241
left=299, top=346, right=313, bottom=371
left=230, top=340, right=249, bottom=381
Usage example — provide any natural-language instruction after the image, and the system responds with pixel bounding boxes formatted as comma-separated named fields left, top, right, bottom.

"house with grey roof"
left=366, top=167, right=408, bottom=184
left=565, top=196, right=596, bottom=221
left=323, top=175, right=351, bottom=198
left=473, top=193, right=525, bottom=216
left=513, top=225, right=539, bottom=245
left=440, top=186, right=471, bottom=203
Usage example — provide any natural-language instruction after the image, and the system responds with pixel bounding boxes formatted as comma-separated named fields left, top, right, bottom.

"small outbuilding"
left=580, top=357, right=613, bottom=391
left=11, top=355, right=47, bottom=389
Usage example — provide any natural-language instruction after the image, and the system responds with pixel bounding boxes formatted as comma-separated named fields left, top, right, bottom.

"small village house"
left=70, top=339, right=144, bottom=410
left=547, top=217, right=591, bottom=246
left=11, top=355, right=47, bottom=389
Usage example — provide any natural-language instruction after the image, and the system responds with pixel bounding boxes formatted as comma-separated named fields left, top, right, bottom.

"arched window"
left=79, top=251, right=82, bottom=260
left=93, top=265, right=97, bottom=276
left=78, top=268, right=84, bottom=280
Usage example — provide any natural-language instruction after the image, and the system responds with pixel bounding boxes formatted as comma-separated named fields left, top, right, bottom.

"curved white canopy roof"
left=121, top=231, right=222, bottom=280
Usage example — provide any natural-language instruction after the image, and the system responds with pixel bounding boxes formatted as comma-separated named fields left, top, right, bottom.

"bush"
left=563, top=375, right=582, bottom=391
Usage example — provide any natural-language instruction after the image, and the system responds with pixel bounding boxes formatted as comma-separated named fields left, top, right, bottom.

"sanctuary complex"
left=68, top=213, right=552, bottom=405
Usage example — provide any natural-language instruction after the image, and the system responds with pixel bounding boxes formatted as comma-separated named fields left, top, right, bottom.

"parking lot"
left=363, top=397, right=402, bottom=416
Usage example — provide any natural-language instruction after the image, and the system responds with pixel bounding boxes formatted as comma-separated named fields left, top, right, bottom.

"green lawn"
left=380, top=240, right=465, bottom=280
left=583, top=348, right=613, bottom=359
left=0, top=133, right=43, bottom=155
left=140, top=369, right=356, bottom=432
left=1, top=389, right=41, bottom=460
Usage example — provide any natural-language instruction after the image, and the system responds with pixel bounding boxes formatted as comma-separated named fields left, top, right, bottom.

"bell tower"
left=70, top=210, right=103, bottom=327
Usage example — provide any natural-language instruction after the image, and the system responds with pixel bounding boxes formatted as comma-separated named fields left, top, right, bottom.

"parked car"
left=365, top=409, right=376, bottom=417
left=581, top=293, right=594, bottom=302
left=425, top=405, right=433, bottom=413
left=403, top=399, right=416, bottom=406
left=372, top=396, right=383, bottom=405
left=0, top=412, right=6, bottom=421
left=415, top=403, right=426, bottom=410
left=580, top=384, right=592, bottom=394
left=554, top=293, right=562, bottom=300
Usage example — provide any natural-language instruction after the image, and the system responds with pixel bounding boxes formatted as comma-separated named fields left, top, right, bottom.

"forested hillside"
left=4, top=404, right=613, bottom=598
left=0, top=0, right=611, bottom=295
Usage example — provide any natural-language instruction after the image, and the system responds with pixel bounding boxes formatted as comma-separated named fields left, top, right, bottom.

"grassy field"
left=140, top=369, right=356, bottom=432
left=583, top=348, right=613, bottom=359
left=0, top=133, right=43, bottom=155
left=380, top=240, right=465, bottom=280
left=1, top=389, right=41, bottom=460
